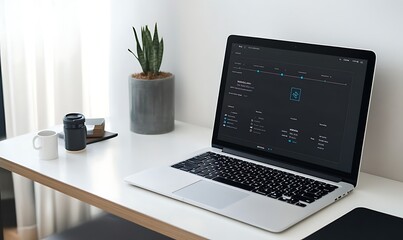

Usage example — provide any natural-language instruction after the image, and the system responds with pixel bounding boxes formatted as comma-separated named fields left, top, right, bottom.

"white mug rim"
left=37, top=130, right=57, bottom=137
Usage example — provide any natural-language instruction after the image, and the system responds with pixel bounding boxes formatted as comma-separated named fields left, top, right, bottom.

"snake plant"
left=128, top=23, right=164, bottom=77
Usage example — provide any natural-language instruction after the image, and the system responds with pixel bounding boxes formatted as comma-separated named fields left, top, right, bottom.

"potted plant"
left=128, top=23, right=174, bottom=134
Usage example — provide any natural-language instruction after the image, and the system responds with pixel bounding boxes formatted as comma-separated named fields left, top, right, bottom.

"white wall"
left=109, top=0, right=403, bottom=182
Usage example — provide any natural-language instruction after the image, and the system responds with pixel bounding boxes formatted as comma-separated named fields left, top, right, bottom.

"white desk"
left=1, top=119, right=403, bottom=239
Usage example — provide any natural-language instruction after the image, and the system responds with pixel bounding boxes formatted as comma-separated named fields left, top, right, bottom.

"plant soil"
left=132, top=72, right=172, bottom=80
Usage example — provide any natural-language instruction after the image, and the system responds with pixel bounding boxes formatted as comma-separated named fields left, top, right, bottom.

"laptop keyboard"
left=172, top=152, right=338, bottom=207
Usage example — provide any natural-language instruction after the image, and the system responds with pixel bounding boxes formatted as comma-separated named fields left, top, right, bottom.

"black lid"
left=63, top=113, right=85, bottom=126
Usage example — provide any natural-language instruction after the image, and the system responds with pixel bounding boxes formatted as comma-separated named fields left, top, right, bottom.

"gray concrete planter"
left=129, top=74, right=174, bottom=134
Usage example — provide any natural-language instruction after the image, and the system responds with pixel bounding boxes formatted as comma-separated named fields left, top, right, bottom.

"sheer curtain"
left=0, top=0, right=110, bottom=239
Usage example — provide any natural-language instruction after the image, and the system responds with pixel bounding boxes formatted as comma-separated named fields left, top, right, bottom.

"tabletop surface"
left=1, top=117, right=403, bottom=239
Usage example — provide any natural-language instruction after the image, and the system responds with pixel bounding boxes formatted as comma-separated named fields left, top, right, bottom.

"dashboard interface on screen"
left=216, top=42, right=370, bottom=173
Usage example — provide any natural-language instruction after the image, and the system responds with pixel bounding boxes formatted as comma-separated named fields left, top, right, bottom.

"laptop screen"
left=212, top=35, right=375, bottom=183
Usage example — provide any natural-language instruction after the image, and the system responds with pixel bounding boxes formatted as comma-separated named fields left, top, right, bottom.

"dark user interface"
left=217, top=43, right=368, bottom=173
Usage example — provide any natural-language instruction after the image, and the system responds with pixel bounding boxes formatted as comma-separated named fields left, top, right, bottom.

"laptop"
left=125, top=35, right=376, bottom=232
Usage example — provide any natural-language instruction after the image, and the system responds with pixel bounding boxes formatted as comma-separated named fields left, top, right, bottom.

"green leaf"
left=153, top=23, right=159, bottom=46
left=143, top=26, right=153, bottom=73
left=129, top=23, right=165, bottom=76
left=149, top=24, right=160, bottom=73
left=157, top=38, right=164, bottom=72
left=128, top=48, right=139, bottom=61
left=132, top=27, right=147, bottom=73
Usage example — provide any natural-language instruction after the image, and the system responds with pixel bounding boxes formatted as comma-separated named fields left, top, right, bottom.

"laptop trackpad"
left=173, top=180, right=249, bottom=209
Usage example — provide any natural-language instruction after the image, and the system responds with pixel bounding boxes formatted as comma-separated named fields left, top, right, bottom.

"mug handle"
left=33, top=135, right=41, bottom=150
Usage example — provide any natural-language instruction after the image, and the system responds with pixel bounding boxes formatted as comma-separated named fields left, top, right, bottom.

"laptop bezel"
left=212, top=35, right=376, bottom=186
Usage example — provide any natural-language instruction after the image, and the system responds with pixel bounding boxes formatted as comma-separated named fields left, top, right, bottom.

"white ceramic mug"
left=32, top=130, right=58, bottom=160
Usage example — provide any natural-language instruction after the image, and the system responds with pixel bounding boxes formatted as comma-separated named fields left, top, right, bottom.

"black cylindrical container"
left=63, top=113, right=86, bottom=151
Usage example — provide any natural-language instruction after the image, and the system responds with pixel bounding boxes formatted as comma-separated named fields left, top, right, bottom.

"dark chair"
left=44, top=213, right=172, bottom=240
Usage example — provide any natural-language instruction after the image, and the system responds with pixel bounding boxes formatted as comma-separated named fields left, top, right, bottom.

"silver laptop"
left=125, top=35, right=376, bottom=232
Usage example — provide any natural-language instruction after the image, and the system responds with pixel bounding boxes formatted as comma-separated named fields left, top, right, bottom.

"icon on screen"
left=290, top=87, right=302, bottom=102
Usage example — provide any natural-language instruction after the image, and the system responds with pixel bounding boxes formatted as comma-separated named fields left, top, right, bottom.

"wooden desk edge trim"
left=0, top=158, right=206, bottom=240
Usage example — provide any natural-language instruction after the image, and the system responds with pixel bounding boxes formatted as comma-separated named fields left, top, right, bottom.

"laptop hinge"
left=222, top=147, right=342, bottom=183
